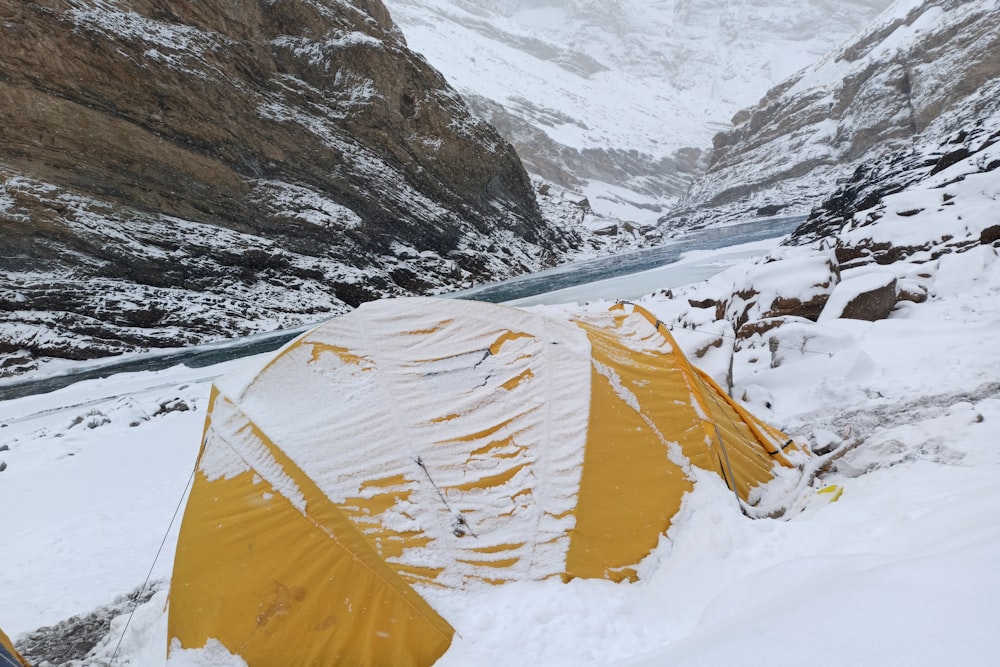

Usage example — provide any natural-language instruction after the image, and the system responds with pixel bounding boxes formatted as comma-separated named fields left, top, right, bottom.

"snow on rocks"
left=716, top=250, right=840, bottom=334
left=819, top=270, right=897, bottom=321
left=671, top=0, right=1000, bottom=230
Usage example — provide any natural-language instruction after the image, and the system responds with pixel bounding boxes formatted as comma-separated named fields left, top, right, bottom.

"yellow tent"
left=0, top=627, right=29, bottom=667
left=168, top=297, right=801, bottom=666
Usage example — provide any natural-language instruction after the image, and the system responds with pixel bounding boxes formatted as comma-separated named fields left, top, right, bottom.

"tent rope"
left=109, top=465, right=196, bottom=666
left=415, top=456, right=478, bottom=538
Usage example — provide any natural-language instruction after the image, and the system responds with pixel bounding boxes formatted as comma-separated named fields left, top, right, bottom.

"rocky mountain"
left=0, top=0, right=581, bottom=375
left=643, top=88, right=999, bottom=403
left=787, top=81, right=1000, bottom=256
left=650, top=0, right=1000, bottom=374
left=382, top=0, right=893, bottom=226
left=668, top=0, right=1000, bottom=228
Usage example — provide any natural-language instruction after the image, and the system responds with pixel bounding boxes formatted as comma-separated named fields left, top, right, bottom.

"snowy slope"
left=382, top=0, right=892, bottom=223
left=672, top=0, right=1000, bottom=226
left=2, top=154, right=999, bottom=663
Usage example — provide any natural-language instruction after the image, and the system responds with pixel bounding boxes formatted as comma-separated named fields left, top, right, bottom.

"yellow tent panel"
left=169, top=297, right=802, bottom=665
left=0, top=627, right=29, bottom=667
left=170, top=388, right=453, bottom=666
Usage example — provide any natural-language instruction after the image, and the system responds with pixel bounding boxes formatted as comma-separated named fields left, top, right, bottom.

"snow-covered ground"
left=1, top=224, right=998, bottom=664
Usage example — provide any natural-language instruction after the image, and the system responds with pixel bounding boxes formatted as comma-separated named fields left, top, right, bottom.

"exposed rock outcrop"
left=788, top=93, right=1000, bottom=253
left=820, top=272, right=898, bottom=322
left=713, top=252, right=840, bottom=335
left=0, top=0, right=578, bottom=372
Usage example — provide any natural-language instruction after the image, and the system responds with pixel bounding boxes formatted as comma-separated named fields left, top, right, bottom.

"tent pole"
left=713, top=423, right=747, bottom=516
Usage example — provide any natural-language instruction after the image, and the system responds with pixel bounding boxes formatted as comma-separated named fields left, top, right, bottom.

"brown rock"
left=897, top=279, right=928, bottom=303
left=715, top=253, right=839, bottom=331
left=0, top=0, right=579, bottom=366
left=764, top=294, right=830, bottom=322
left=736, top=316, right=799, bottom=341
left=822, top=273, right=898, bottom=321
left=981, top=224, right=1000, bottom=245
left=840, top=280, right=897, bottom=320
left=687, top=297, right=717, bottom=309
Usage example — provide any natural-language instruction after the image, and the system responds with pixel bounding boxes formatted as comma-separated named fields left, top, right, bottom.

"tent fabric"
left=0, top=627, right=29, bottom=667
left=169, top=387, right=454, bottom=667
left=168, top=297, right=801, bottom=666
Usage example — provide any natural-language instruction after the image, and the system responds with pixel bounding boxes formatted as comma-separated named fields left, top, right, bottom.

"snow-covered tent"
left=0, top=627, right=28, bottom=667
left=168, top=298, right=801, bottom=665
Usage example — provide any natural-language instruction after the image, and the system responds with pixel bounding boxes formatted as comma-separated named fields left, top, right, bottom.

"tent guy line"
left=110, top=466, right=198, bottom=667
left=415, top=455, right=479, bottom=539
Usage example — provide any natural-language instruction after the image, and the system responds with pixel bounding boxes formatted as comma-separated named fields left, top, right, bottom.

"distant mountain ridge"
left=0, top=0, right=579, bottom=375
left=384, top=0, right=893, bottom=224
left=668, top=0, right=1000, bottom=228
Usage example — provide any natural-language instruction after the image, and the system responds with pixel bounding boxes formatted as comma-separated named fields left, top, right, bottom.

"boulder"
left=819, top=271, right=898, bottom=321
left=716, top=252, right=840, bottom=334
left=982, top=224, right=1000, bottom=245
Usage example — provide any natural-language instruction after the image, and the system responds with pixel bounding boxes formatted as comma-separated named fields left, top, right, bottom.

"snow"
left=0, top=363, right=246, bottom=638
left=252, top=180, right=364, bottom=229
left=225, top=298, right=594, bottom=586
left=381, top=0, right=893, bottom=220
left=166, top=639, right=247, bottom=667
left=67, top=0, right=228, bottom=77
left=384, top=0, right=889, bottom=155
left=2, top=203, right=999, bottom=665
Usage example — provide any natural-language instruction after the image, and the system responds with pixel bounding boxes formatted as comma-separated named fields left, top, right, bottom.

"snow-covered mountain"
left=383, top=0, right=893, bottom=223
left=4, top=1, right=1000, bottom=663
left=670, top=0, right=1000, bottom=227
left=789, top=91, right=1000, bottom=253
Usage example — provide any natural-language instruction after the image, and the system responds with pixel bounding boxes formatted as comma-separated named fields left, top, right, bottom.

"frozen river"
left=0, top=216, right=804, bottom=399
left=452, top=215, right=804, bottom=304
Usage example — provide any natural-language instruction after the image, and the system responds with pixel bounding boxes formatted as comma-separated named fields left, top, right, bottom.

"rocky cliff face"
left=668, top=0, right=1000, bottom=228
left=0, top=0, right=578, bottom=374
left=787, top=77, right=1000, bottom=257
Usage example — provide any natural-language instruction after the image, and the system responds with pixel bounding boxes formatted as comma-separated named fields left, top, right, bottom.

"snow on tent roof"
left=168, top=297, right=802, bottom=666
